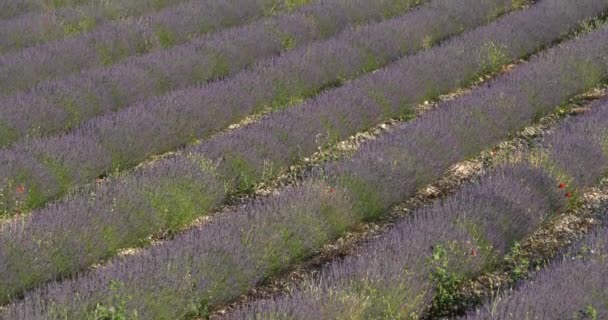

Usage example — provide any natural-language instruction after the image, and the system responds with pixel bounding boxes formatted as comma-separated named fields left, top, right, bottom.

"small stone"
left=570, top=107, right=590, bottom=114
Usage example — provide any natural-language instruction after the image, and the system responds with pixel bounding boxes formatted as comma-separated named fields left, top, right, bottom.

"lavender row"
left=0, top=0, right=89, bottom=20
left=465, top=234, right=608, bottom=320
left=0, top=0, right=316, bottom=95
left=464, top=102, right=608, bottom=320
left=0, top=0, right=532, bottom=299
left=0, top=0, right=430, bottom=142
left=231, top=101, right=608, bottom=319
left=0, top=0, right=190, bottom=52
left=231, top=167, right=565, bottom=319
left=3, top=0, right=591, bottom=296
left=1, top=0, right=597, bottom=218
left=467, top=231, right=608, bottom=320
left=0, top=0, right=520, bottom=215
left=2, top=17, right=608, bottom=320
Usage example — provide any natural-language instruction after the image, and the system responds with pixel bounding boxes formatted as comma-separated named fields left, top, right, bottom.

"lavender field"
left=0, top=0, right=607, bottom=319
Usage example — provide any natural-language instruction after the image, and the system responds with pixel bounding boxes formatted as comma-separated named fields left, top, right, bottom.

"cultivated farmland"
left=0, top=0, right=607, bottom=319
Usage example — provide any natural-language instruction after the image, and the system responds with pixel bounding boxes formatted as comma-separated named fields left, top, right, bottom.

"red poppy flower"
left=565, top=192, right=572, bottom=198
left=471, top=248, right=477, bottom=257
left=329, top=188, right=335, bottom=194
left=558, top=183, right=566, bottom=189
left=15, top=185, right=25, bottom=194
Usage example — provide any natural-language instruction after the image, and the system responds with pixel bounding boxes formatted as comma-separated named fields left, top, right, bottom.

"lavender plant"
left=470, top=249, right=608, bottom=320
left=0, top=0, right=317, bottom=94
left=0, top=0, right=431, bottom=132
left=1, top=14, right=607, bottom=317
left=0, top=0, right=89, bottom=20
left=2, top=0, right=602, bottom=217
left=544, top=99, right=608, bottom=188
left=229, top=164, right=565, bottom=319
left=2, top=181, right=358, bottom=318
left=466, top=227, right=608, bottom=320
left=230, top=96, right=608, bottom=320
left=0, top=0, right=191, bottom=53
left=464, top=101, right=608, bottom=320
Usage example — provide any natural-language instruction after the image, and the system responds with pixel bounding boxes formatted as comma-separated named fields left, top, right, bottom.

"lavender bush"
left=544, top=98, right=608, bottom=189
left=0, top=0, right=191, bottom=53
left=1, top=15, right=607, bottom=317
left=0, top=0, right=431, bottom=135
left=463, top=101, right=608, bottom=320
left=0, top=0, right=316, bottom=94
left=231, top=95, right=608, bottom=320
left=0, top=155, right=225, bottom=303
left=469, top=248, right=608, bottom=320
left=466, top=227, right=608, bottom=320
left=2, top=0, right=602, bottom=217
left=0, top=0, right=90, bottom=20
left=230, top=164, right=565, bottom=319
left=1, top=181, right=358, bottom=319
